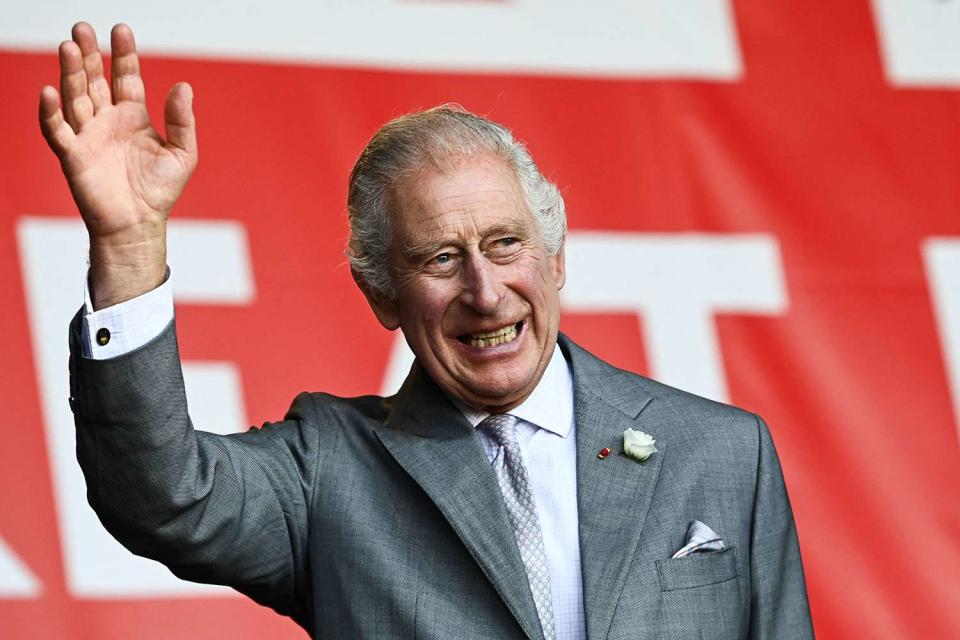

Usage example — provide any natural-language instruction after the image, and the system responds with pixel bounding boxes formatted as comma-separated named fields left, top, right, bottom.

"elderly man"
left=41, top=22, right=814, bottom=640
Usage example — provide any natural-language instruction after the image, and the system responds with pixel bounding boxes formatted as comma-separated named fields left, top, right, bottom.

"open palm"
left=39, top=22, right=197, bottom=241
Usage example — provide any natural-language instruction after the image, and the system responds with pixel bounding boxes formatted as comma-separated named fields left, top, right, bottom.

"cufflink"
left=96, top=327, right=110, bottom=346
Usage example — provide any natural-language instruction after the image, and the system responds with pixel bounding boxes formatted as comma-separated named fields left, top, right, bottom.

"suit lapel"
left=375, top=364, right=544, bottom=640
left=560, top=337, right=664, bottom=640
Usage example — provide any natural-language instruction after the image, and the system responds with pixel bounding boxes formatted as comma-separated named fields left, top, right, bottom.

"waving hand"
left=39, top=22, right=197, bottom=309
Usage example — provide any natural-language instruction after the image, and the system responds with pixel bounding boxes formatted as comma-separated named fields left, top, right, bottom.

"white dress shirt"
left=79, top=273, right=587, bottom=640
left=457, top=346, right=586, bottom=640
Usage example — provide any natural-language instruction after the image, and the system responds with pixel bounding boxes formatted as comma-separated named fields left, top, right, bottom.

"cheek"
left=400, top=287, right=454, bottom=330
left=521, top=266, right=561, bottom=300
left=521, top=273, right=563, bottom=325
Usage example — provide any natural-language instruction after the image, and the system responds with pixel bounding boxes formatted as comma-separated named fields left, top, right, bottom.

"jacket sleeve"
left=69, top=309, right=318, bottom=631
left=748, top=414, right=815, bottom=639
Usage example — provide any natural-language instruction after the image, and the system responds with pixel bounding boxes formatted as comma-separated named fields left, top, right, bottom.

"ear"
left=550, top=243, right=566, bottom=290
left=352, top=269, right=401, bottom=330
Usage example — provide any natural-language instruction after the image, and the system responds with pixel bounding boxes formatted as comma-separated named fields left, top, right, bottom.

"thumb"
left=163, top=82, right=197, bottom=156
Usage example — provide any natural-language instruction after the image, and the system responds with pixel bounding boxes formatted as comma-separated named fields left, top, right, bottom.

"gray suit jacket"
left=69, top=314, right=813, bottom=639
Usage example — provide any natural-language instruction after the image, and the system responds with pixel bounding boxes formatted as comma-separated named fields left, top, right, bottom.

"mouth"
left=457, top=321, right=524, bottom=348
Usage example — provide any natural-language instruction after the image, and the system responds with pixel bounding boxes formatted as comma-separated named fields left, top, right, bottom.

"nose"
left=460, top=253, right=504, bottom=314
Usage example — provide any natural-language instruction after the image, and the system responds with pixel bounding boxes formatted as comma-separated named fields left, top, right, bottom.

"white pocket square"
left=671, top=520, right=726, bottom=559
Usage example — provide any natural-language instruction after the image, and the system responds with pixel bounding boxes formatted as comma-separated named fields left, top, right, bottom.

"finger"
left=110, top=24, right=145, bottom=104
left=39, top=85, right=76, bottom=155
left=72, top=22, right=111, bottom=112
left=59, top=40, right=94, bottom=132
left=164, top=83, right=197, bottom=156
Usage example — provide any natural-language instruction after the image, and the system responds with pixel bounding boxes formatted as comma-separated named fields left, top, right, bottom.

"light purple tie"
left=479, top=413, right=555, bottom=640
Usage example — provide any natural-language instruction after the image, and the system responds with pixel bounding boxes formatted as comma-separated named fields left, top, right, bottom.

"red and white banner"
left=1, top=1, right=958, bottom=638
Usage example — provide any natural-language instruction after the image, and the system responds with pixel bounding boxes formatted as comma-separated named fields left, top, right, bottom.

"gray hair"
left=347, top=105, right=566, bottom=298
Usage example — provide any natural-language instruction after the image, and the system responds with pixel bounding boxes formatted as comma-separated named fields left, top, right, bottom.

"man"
left=41, top=22, right=814, bottom=640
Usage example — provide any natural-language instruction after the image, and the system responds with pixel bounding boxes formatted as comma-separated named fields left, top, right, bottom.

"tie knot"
left=478, top=413, right=519, bottom=448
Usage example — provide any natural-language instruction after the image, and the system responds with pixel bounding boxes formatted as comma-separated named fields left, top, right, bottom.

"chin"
left=459, top=370, right=537, bottom=409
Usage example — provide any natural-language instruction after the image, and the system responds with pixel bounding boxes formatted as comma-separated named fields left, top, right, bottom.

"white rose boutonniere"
left=623, top=428, right=658, bottom=462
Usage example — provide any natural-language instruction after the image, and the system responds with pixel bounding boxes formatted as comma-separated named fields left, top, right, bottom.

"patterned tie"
left=479, top=413, right=556, bottom=640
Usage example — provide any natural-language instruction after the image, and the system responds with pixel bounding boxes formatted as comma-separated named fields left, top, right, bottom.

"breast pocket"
left=652, top=547, right=746, bottom=639
left=655, top=545, right=740, bottom=591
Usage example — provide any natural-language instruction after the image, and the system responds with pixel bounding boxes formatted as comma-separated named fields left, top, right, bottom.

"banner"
left=1, top=2, right=958, bottom=638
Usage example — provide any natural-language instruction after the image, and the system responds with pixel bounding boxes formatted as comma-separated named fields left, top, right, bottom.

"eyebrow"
left=400, top=222, right=530, bottom=263
left=401, top=239, right=449, bottom=264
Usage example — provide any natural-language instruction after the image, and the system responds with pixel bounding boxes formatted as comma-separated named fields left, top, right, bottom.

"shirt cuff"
left=80, top=269, right=174, bottom=359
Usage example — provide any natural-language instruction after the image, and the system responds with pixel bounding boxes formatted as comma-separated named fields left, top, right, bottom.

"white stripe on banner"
left=1, top=0, right=741, bottom=79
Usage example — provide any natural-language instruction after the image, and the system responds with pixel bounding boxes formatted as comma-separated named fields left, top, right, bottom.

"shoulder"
left=279, top=390, right=392, bottom=442
left=558, top=333, right=764, bottom=455
left=232, top=390, right=390, bottom=450
left=291, top=390, right=390, bottom=423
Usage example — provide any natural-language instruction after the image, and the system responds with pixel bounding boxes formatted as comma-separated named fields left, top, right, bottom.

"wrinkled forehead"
left=387, top=153, right=534, bottom=244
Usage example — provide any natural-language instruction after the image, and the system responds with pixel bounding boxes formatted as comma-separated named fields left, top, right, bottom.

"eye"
left=485, top=237, right=522, bottom=261
left=424, top=250, right=460, bottom=274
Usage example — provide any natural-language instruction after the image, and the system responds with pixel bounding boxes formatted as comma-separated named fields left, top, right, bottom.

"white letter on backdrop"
left=17, top=217, right=254, bottom=597
left=924, top=238, right=960, bottom=443
left=382, top=232, right=788, bottom=403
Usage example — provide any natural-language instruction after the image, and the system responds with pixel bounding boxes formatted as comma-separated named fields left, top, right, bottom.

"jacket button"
left=96, top=328, right=111, bottom=346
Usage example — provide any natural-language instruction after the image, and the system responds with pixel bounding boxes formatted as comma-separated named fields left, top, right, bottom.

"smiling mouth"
left=457, top=321, right=523, bottom=348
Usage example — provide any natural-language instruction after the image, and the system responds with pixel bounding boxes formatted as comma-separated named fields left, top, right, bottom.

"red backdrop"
left=1, top=2, right=959, bottom=638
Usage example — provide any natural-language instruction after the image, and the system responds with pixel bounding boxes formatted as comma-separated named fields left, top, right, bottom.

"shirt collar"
left=456, top=344, right=574, bottom=438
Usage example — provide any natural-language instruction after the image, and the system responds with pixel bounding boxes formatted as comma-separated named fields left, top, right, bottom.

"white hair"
left=347, top=105, right=566, bottom=298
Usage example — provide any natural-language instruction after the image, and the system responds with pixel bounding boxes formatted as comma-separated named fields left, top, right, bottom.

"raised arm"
left=46, top=24, right=316, bottom=628
left=39, top=22, right=196, bottom=310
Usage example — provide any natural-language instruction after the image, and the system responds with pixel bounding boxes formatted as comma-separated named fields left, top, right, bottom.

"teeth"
left=466, top=323, right=518, bottom=348
left=473, top=326, right=513, bottom=339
